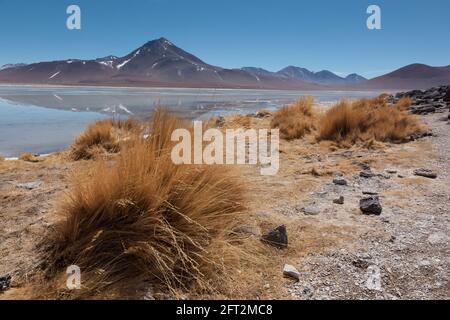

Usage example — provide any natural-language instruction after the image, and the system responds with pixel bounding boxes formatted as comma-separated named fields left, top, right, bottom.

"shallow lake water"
left=0, top=85, right=380, bottom=157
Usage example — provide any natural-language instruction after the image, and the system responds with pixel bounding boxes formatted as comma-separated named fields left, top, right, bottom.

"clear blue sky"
left=0, top=0, right=449, bottom=78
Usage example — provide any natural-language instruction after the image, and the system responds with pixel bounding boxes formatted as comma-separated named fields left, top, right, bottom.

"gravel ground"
left=284, top=113, right=450, bottom=300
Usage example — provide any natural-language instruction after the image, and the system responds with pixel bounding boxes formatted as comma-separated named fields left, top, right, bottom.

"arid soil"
left=0, top=112, right=449, bottom=300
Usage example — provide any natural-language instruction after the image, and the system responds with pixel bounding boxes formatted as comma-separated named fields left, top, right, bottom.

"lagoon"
left=0, top=85, right=380, bottom=157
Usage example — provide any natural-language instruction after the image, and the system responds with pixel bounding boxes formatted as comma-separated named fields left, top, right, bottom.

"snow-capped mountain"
left=0, top=38, right=319, bottom=89
left=1, top=37, right=447, bottom=90
left=0, top=63, right=28, bottom=70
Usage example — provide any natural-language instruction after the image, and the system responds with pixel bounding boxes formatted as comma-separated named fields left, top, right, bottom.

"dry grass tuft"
left=271, top=97, right=317, bottom=140
left=0, top=155, right=4, bottom=162
left=41, top=110, right=248, bottom=299
left=256, top=110, right=272, bottom=118
left=227, top=114, right=252, bottom=129
left=69, top=118, right=141, bottom=161
left=18, top=152, right=40, bottom=162
left=317, top=96, right=425, bottom=146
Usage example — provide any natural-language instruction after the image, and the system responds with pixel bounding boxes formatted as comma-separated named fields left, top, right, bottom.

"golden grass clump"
left=0, top=155, right=4, bottom=162
left=226, top=114, right=252, bottom=128
left=18, top=152, right=40, bottom=162
left=69, top=118, right=141, bottom=161
left=42, top=110, right=246, bottom=299
left=271, top=97, right=317, bottom=140
left=317, top=96, right=425, bottom=146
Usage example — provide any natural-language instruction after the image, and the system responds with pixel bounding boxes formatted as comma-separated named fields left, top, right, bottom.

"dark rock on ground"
left=360, top=170, right=376, bottom=178
left=261, top=225, right=288, bottom=248
left=0, top=274, right=11, bottom=292
left=410, top=131, right=433, bottom=141
left=352, top=259, right=371, bottom=269
left=414, top=168, right=438, bottom=179
left=387, top=85, right=450, bottom=115
left=333, top=196, right=344, bottom=205
left=333, top=177, right=348, bottom=186
left=354, top=162, right=371, bottom=171
left=360, top=196, right=383, bottom=215
left=215, top=115, right=225, bottom=127
left=444, top=88, right=450, bottom=102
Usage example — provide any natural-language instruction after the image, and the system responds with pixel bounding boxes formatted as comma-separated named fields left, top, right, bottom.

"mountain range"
left=0, top=37, right=449, bottom=90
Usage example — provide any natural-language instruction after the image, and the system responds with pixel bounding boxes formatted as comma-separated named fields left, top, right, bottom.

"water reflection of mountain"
left=0, top=86, right=381, bottom=120
left=0, top=92, right=217, bottom=119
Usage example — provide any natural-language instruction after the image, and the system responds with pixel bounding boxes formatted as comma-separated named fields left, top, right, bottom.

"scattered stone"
left=0, top=274, right=11, bottom=292
left=261, top=225, right=288, bottom=248
left=360, top=170, right=375, bottom=178
left=256, top=110, right=271, bottom=118
left=283, top=264, right=300, bottom=281
left=444, top=88, right=450, bottom=102
left=333, top=196, right=344, bottom=205
left=356, top=162, right=371, bottom=171
left=352, top=259, right=370, bottom=269
left=362, top=189, right=379, bottom=195
left=410, top=131, right=433, bottom=141
left=386, top=85, right=450, bottom=115
left=16, top=180, right=43, bottom=190
left=427, top=232, right=448, bottom=245
left=334, top=171, right=344, bottom=177
left=333, top=177, right=348, bottom=186
left=360, top=196, right=383, bottom=215
left=377, top=173, right=391, bottom=180
left=414, top=168, right=438, bottom=179
left=215, top=115, right=225, bottom=127
left=303, top=206, right=320, bottom=215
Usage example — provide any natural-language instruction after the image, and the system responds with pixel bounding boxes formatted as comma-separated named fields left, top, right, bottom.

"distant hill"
left=355, top=64, right=450, bottom=90
left=276, top=66, right=366, bottom=85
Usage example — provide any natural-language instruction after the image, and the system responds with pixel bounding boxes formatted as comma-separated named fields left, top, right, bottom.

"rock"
left=360, top=196, right=383, bottom=215
left=444, top=88, right=450, bottom=102
left=352, top=259, right=370, bottom=269
left=353, top=161, right=371, bottom=171
left=362, top=189, right=379, bottom=195
left=410, top=131, right=433, bottom=141
left=303, top=206, right=320, bottom=215
left=0, top=274, right=11, bottom=292
left=410, top=104, right=436, bottom=115
left=386, top=169, right=397, bottom=174
left=283, top=264, right=300, bottom=281
left=333, top=196, right=344, bottom=205
left=360, top=170, right=375, bottom=178
left=424, top=90, right=440, bottom=99
left=427, top=232, right=448, bottom=245
left=333, top=177, right=348, bottom=186
left=16, top=180, right=43, bottom=190
left=256, top=110, right=271, bottom=118
left=215, top=115, right=225, bottom=127
left=261, top=225, right=288, bottom=248
left=414, top=168, right=437, bottom=179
